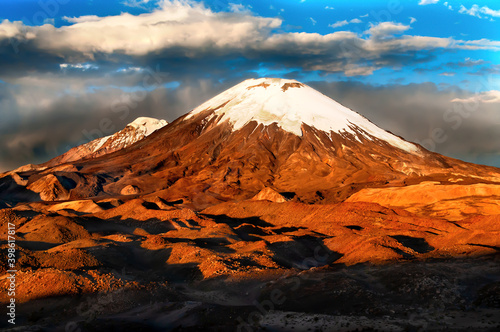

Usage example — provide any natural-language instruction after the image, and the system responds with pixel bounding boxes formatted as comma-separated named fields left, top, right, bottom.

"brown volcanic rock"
left=47, top=200, right=104, bottom=214
left=89, top=198, right=205, bottom=225
left=120, top=184, right=140, bottom=195
left=252, top=187, right=287, bottom=202
left=0, top=269, right=91, bottom=303
left=458, top=214, right=500, bottom=231
left=202, top=200, right=499, bottom=264
left=345, top=181, right=500, bottom=205
left=0, top=170, right=107, bottom=202
left=0, top=268, right=130, bottom=304
left=26, top=174, right=71, bottom=201
left=1, top=197, right=498, bottom=305
left=17, top=215, right=91, bottom=243
left=33, top=248, right=102, bottom=270
left=346, top=182, right=500, bottom=221
left=0, top=209, right=29, bottom=234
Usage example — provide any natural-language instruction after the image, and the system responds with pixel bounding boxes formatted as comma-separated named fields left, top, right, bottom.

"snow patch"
left=92, top=136, right=111, bottom=152
left=128, top=117, right=168, bottom=136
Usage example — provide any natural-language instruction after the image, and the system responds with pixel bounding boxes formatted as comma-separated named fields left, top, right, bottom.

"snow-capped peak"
left=91, top=117, right=168, bottom=153
left=185, top=78, right=418, bottom=153
left=45, top=116, right=169, bottom=166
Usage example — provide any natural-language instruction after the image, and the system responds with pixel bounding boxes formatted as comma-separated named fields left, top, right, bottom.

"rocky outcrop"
left=252, top=187, right=287, bottom=203
left=27, top=174, right=71, bottom=201
left=120, top=185, right=140, bottom=195
left=346, top=182, right=500, bottom=221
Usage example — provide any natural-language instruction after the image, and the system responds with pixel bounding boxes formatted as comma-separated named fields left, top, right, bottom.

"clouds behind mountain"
left=0, top=0, right=499, bottom=171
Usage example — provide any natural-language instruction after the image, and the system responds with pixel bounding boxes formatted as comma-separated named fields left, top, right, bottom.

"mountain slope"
left=1, top=78, right=499, bottom=208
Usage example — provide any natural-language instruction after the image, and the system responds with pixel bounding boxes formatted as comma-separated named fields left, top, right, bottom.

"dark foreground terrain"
left=1, top=197, right=499, bottom=331
left=2, top=255, right=499, bottom=331
left=1, top=202, right=499, bottom=332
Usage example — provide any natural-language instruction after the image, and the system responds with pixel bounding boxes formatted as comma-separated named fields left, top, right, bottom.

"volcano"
left=1, top=78, right=499, bottom=331
left=2, top=78, right=498, bottom=207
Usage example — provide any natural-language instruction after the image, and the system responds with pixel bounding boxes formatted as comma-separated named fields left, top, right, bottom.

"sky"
left=0, top=0, right=499, bottom=171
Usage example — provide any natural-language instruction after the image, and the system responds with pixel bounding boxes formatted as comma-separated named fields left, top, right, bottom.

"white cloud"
left=329, top=18, right=362, bottom=28
left=228, top=3, right=252, bottom=13
left=117, top=66, right=144, bottom=73
left=366, top=22, right=410, bottom=38
left=451, top=91, right=500, bottom=104
left=439, top=72, right=455, bottom=76
left=22, top=1, right=282, bottom=57
left=329, top=20, right=348, bottom=28
left=60, top=63, right=99, bottom=71
left=459, top=38, right=500, bottom=50
left=409, top=17, right=417, bottom=24
left=481, top=6, right=500, bottom=17
left=463, top=57, right=485, bottom=66
left=0, top=20, right=30, bottom=39
left=321, top=64, right=377, bottom=76
left=325, top=6, right=334, bottom=10
left=459, top=4, right=500, bottom=19
left=443, top=2, right=452, bottom=10
left=123, top=0, right=153, bottom=8
left=459, top=4, right=482, bottom=18
left=63, top=15, right=102, bottom=24
left=419, top=0, right=439, bottom=5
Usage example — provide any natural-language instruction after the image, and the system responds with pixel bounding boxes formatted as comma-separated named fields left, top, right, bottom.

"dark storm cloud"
left=0, top=73, right=248, bottom=172
left=413, top=58, right=492, bottom=75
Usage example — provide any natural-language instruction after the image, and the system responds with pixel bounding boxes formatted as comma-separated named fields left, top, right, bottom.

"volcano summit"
left=186, top=78, right=418, bottom=152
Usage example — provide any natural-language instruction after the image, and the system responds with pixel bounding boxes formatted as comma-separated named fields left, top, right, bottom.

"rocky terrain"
left=1, top=78, right=499, bottom=331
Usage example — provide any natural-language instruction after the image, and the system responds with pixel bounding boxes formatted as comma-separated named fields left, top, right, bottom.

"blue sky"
left=0, top=0, right=499, bottom=170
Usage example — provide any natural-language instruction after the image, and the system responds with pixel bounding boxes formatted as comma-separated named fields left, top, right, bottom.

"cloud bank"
left=1, top=0, right=499, bottom=77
